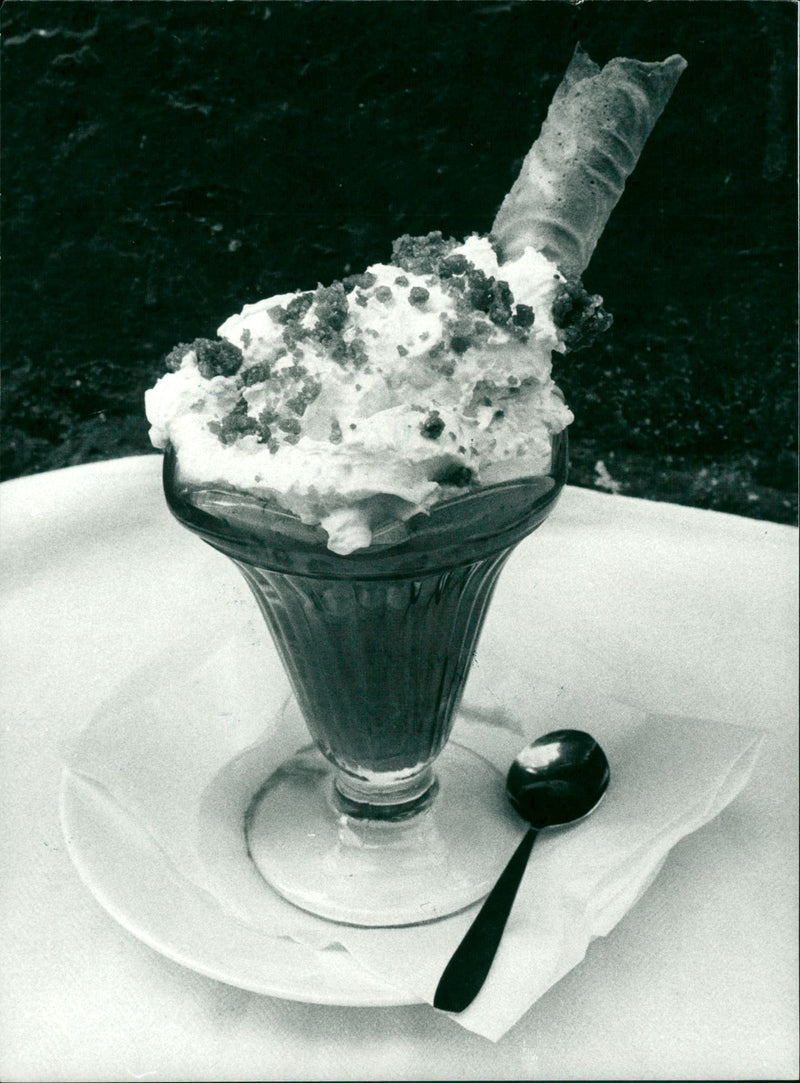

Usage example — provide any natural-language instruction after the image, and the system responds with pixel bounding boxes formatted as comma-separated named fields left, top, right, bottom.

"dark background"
left=2, top=0, right=797, bottom=523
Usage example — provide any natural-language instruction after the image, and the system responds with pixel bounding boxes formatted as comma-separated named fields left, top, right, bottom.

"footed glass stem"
left=245, top=727, right=522, bottom=926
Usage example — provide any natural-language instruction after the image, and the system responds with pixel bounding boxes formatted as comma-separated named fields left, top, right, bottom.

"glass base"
left=245, top=740, right=524, bottom=927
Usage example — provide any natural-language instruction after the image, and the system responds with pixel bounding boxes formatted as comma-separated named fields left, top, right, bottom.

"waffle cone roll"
left=491, top=45, right=687, bottom=277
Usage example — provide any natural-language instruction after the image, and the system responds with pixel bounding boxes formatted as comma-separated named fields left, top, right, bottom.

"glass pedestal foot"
left=245, top=740, right=524, bottom=927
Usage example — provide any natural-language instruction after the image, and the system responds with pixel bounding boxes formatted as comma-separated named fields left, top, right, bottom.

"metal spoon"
left=433, top=729, right=610, bottom=1013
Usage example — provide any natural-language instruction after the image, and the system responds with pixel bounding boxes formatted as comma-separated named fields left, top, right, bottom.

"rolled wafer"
left=491, top=45, right=687, bottom=277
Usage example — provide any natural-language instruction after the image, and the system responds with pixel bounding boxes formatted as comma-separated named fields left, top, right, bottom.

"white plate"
left=59, top=766, right=420, bottom=1007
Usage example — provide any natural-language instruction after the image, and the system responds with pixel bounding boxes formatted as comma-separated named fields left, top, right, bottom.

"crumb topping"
left=552, top=279, right=613, bottom=351
left=420, top=410, right=445, bottom=439
left=153, top=232, right=588, bottom=469
left=165, top=337, right=243, bottom=378
left=391, top=231, right=458, bottom=274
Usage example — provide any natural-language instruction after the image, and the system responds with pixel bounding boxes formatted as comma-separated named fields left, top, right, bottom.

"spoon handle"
left=433, top=827, right=538, bottom=1013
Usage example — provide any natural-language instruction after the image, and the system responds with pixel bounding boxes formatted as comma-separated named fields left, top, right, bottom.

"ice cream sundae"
left=144, top=47, right=686, bottom=925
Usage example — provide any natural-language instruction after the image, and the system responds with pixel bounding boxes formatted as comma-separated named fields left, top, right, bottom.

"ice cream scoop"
left=146, top=235, right=575, bottom=553
left=433, top=729, right=610, bottom=1014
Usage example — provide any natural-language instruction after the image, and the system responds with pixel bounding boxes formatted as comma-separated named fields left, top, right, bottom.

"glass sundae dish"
left=146, top=46, right=685, bottom=925
left=164, top=434, right=566, bottom=924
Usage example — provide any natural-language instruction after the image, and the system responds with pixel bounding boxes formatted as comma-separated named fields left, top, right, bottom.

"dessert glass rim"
left=162, top=429, right=568, bottom=580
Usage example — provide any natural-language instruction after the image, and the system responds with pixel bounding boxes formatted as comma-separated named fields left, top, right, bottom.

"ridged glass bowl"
left=163, top=431, right=567, bottom=926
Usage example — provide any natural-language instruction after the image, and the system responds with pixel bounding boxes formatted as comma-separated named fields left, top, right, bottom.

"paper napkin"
left=64, top=628, right=763, bottom=1041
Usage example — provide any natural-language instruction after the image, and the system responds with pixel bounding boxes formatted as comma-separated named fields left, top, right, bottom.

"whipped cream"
left=146, top=233, right=577, bottom=553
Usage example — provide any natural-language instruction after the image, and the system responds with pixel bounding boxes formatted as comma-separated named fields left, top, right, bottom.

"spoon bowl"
left=506, top=728, right=610, bottom=828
